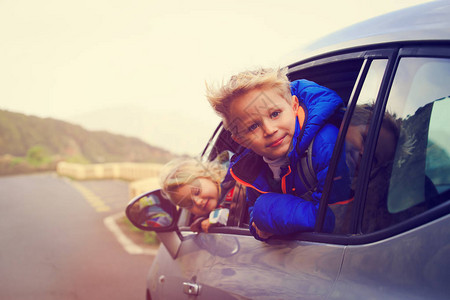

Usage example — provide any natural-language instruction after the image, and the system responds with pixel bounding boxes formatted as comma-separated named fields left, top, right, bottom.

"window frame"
left=353, top=46, right=450, bottom=238
left=292, top=44, right=450, bottom=245
left=287, top=48, right=399, bottom=234
left=197, top=44, right=450, bottom=244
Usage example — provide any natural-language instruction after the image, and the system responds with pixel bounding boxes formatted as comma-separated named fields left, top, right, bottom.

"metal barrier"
left=56, top=162, right=163, bottom=181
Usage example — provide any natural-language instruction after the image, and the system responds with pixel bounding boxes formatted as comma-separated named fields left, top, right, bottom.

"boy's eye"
left=248, top=123, right=259, bottom=132
left=271, top=111, right=281, bottom=118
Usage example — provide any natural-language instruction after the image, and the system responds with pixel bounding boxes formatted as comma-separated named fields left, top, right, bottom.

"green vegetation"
left=122, top=216, right=160, bottom=246
left=9, top=156, right=24, bottom=166
left=26, top=145, right=50, bottom=166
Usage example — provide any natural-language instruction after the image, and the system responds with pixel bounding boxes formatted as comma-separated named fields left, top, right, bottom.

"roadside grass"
left=121, top=216, right=160, bottom=246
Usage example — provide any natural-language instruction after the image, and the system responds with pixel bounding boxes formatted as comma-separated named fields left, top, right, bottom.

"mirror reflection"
left=126, top=190, right=177, bottom=230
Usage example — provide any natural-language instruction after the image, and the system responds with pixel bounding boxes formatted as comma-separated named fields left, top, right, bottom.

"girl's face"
left=172, top=178, right=219, bottom=216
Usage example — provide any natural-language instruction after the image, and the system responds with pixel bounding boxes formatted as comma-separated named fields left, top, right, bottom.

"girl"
left=160, top=157, right=230, bottom=232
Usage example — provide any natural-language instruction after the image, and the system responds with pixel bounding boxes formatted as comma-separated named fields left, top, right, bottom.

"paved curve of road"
left=0, top=172, right=156, bottom=300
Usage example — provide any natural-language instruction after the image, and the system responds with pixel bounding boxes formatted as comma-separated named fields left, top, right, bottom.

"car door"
left=203, top=230, right=346, bottom=299
left=184, top=51, right=371, bottom=300
left=148, top=230, right=241, bottom=299
left=148, top=45, right=449, bottom=299
left=156, top=113, right=345, bottom=299
left=329, top=46, right=450, bottom=299
left=197, top=46, right=448, bottom=299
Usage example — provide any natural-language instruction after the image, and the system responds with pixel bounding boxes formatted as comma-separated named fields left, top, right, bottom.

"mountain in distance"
left=64, top=105, right=220, bottom=157
left=0, top=109, right=175, bottom=164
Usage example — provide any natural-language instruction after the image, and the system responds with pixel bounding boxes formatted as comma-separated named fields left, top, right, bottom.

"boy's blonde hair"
left=160, top=157, right=227, bottom=206
left=206, top=67, right=292, bottom=130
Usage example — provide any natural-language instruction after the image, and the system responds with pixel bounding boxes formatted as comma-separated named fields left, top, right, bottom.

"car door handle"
left=183, top=282, right=201, bottom=295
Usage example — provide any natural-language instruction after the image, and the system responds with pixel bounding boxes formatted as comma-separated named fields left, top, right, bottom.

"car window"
left=288, top=58, right=363, bottom=105
left=426, top=99, right=450, bottom=194
left=330, top=59, right=388, bottom=234
left=361, top=57, right=450, bottom=233
left=171, top=126, right=248, bottom=231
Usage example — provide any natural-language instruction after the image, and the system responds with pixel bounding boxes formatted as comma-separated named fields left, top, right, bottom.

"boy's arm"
left=245, top=181, right=324, bottom=240
left=246, top=188, right=270, bottom=240
left=252, top=222, right=273, bottom=239
left=252, top=192, right=335, bottom=235
left=249, top=126, right=344, bottom=238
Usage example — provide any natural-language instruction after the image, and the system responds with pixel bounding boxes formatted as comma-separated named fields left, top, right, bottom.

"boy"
left=206, top=67, right=350, bottom=240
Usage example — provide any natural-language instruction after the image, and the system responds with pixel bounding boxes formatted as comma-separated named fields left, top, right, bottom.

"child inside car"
left=160, top=156, right=238, bottom=233
left=206, top=67, right=351, bottom=241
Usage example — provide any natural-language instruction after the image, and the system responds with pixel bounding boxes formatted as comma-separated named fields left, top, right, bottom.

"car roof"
left=284, top=1, right=450, bottom=67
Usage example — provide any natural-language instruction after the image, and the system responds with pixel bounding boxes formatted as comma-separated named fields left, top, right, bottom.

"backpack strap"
left=295, top=107, right=345, bottom=202
left=296, top=136, right=318, bottom=202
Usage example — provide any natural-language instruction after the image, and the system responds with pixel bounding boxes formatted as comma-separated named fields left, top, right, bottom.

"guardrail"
left=56, top=162, right=164, bottom=198
left=57, top=162, right=163, bottom=181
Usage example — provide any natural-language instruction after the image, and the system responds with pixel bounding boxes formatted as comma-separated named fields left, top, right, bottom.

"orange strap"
left=230, top=168, right=268, bottom=195
left=329, top=197, right=354, bottom=206
left=279, top=106, right=305, bottom=194
left=281, top=166, right=291, bottom=194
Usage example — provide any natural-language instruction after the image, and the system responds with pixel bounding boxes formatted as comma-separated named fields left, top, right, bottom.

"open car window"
left=176, top=125, right=248, bottom=231
left=186, top=50, right=450, bottom=239
left=205, top=124, right=245, bottom=163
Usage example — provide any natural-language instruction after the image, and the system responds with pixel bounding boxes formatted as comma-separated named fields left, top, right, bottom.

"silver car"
left=126, top=2, right=450, bottom=299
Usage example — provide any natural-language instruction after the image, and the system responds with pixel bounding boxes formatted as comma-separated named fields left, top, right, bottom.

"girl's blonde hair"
left=160, top=157, right=227, bottom=206
left=206, top=67, right=292, bottom=130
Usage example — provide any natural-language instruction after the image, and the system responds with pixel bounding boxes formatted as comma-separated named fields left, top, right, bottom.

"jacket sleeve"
left=290, top=79, right=344, bottom=153
left=251, top=193, right=335, bottom=236
left=245, top=187, right=269, bottom=241
left=290, top=79, right=343, bottom=120
left=249, top=124, right=349, bottom=239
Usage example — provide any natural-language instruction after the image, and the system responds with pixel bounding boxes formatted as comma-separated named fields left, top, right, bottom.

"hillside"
left=0, top=109, right=176, bottom=173
left=64, top=105, right=220, bottom=157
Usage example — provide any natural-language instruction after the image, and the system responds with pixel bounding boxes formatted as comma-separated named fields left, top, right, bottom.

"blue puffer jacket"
left=229, top=79, right=351, bottom=240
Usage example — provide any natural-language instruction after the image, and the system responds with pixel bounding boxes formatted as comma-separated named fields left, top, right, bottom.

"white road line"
left=63, top=177, right=157, bottom=256
left=104, top=212, right=159, bottom=256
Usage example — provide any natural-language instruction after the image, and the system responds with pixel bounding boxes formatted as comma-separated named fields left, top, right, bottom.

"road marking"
left=104, top=213, right=158, bottom=256
left=69, top=180, right=111, bottom=212
left=64, top=178, right=157, bottom=255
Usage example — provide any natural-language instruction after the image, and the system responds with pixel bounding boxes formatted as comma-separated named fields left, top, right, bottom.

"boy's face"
left=229, top=87, right=298, bottom=160
left=172, top=178, right=218, bottom=216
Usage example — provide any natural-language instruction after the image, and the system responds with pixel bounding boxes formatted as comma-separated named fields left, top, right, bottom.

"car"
left=126, top=2, right=450, bottom=299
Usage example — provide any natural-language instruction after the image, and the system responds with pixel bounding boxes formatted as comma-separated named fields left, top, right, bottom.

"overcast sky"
left=0, top=0, right=433, bottom=155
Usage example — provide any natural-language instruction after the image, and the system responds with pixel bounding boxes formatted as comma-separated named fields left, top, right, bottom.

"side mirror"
left=126, top=189, right=179, bottom=232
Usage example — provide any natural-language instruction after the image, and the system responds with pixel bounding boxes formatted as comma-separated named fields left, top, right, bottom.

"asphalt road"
left=0, top=172, right=156, bottom=300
